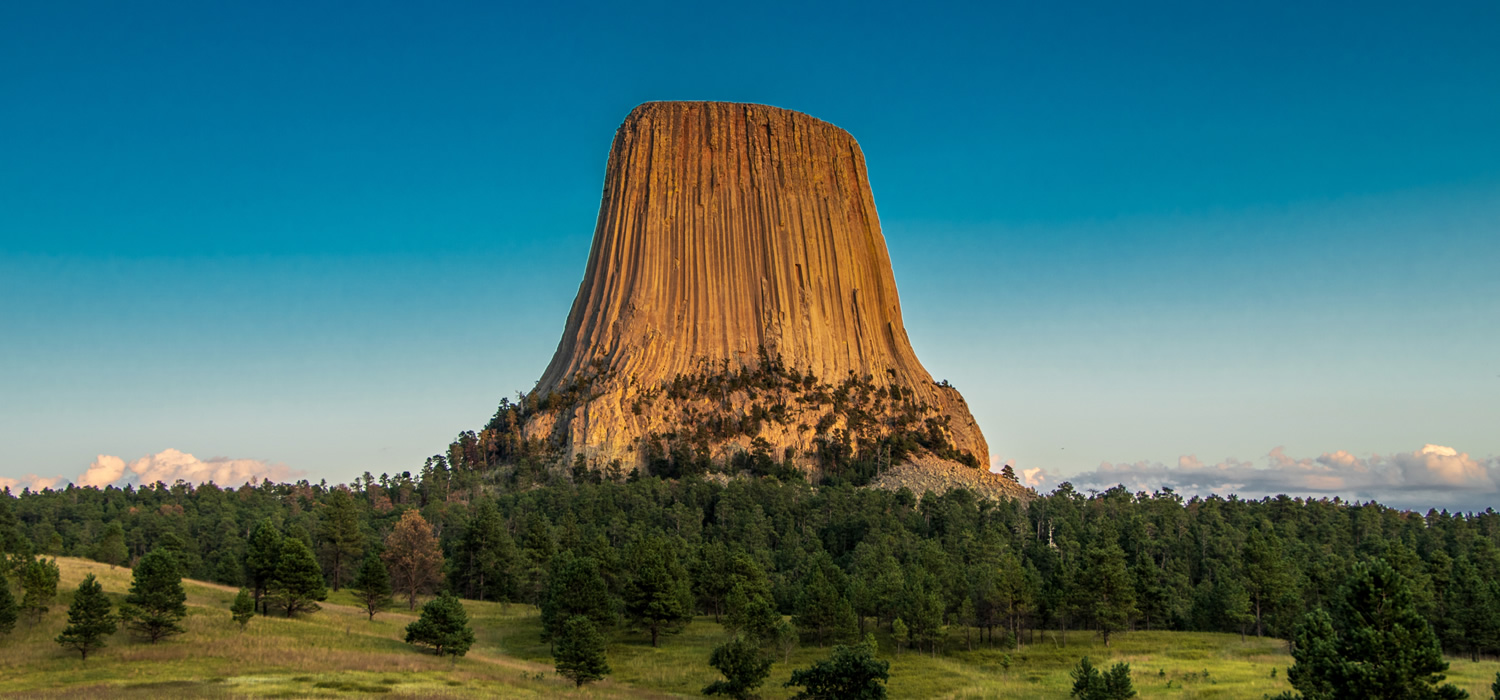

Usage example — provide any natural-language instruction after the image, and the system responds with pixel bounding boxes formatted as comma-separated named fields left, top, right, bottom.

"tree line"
left=4, top=457, right=1500, bottom=697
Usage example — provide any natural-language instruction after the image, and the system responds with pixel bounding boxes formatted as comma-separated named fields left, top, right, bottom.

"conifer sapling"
left=231, top=589, right=255, bottom=629
left=269, top=537, right=326, bottom=617
left=350, top=553, right=393, bottom=620
left=120, top=548, right=187, bottom=642
left=554, top=615, right=610, bottom=688
left=0, top=568, right=17, bottom=635
left=56, top=574, right=116, bottom=661
left=404, top=591, right=475, bottom=658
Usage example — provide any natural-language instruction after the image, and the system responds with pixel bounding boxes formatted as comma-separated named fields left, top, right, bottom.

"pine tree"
left=404, top=591, right=475, bottom=657
left=119, top=548, right=187, bottom=642
left=623, top=536, right=693, bottom=647
left=19, top=557, right=59, bottom=622
left=726, top=581, right=782, bottom=647
left=318, top=488, right=364, bottom=591
left=704, top=635, right=775, bottom=699
left=1001, top=464, right=1017, bottom=482
left=554, top=614, right=610, bottom=688
left=1070, top=656, right=1136, bottom=699
left=1244, top=523, right=1297, bottom=638
left=91, top=522, right=129, bottom=568
left=0, top=568, right=17, bottom=635
left=794, top=566, right=857, bottom=646
left=899, top=583, right=945, bottom=655
left=1284, top=559, right=1466, bottom=700
left=1082, top=527, right=1137, bottom=647
left=891, top=618, right=909, bottom=653
left=540, top=552, right=615, bottom=642
left=451, top=498, right=517, bottom=602
left=231, top=589, right=255, bottom=629
left=1443, top=557, right=1500, bottom=661
left=383, top=510, right=444, bottom=610
left=55, top=574, right=116, bottom=661
left=268, top=537, right=326, bottom=617
left=245, top=518, right=282, bottom=615
left=350, top=553, right=393, bottom=620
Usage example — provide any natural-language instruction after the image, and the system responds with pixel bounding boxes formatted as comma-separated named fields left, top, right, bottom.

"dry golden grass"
left=0, top=557, right=664, bottom=698
left=3, top=558, right=1496, bottom=698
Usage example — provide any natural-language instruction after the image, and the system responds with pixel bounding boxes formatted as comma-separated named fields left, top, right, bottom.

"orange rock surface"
left=531, top=101, right=989, bottom=470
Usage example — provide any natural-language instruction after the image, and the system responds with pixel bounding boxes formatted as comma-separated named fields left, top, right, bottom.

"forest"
left=3, top=448, right=1498, bottom=670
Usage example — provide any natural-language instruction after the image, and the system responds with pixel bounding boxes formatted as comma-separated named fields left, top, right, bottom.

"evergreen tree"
left=91, top=522, right=129, bottom=568
left=554, top=614, right=610, bottom=688
left=784, top=635, right=889, bottom=700
left=383, top=509, right=444, bottom=610
left=898, top=584, right=945, bottom=654
left=0, top=568, right=17, bottom=635
left=318, top=488, right=364, bottom=591
left=120, top=548, right=187, bottom=642
left=794, top=566, right=857, bottom=645
left=451, top=498, right=517, bottom=602
left=1443, top=557, right=1500, bottom=661
left=1001, top=464, right=1018, bottom=482
left=1081, top=528, right=1137, bottom=646
left=405, top=591, right=475, bottom=657
left=245, top=518, right=282, bottom=615
left=1070, top=656, right=1136, bottom=700
left=1284, top=559, right=1466, bottom=700
left=891, top=618, right=909, bottom=653
left=540, top=552, right=615, bottom=641
left=55, top=574, right=116, bottom=661
left=725, top=581, right=782, bottom=647
left=231, top=589, right=255, bottom=629
left=350, top=553, right=393, bottom=620
left=704, top=635, right=775, bottom=699
left=1244, top=524, right=1298, bottom=638
left=623, top=536, right=693, bottom=647
left=268, top=537, right=326, bottom=617
left=19, top=557, right=59, bottom=622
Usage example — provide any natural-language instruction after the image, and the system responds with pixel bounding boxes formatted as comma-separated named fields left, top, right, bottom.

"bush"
left=704, top=636, right=774, bottom=699
left=1070, top=656, right=1135, bottom=700
left=784, top=635, right=889, bottom=700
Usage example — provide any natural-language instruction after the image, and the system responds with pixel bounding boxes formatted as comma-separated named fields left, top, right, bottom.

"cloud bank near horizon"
left=1009, top=444, right=1499, bottom=511
left=1, top=449, right=301, bottom=493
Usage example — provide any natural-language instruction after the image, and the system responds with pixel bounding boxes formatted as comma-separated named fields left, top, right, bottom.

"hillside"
left=0, top=557, right=654, bottom=698
left=5, top=557, right=1499, bottom=698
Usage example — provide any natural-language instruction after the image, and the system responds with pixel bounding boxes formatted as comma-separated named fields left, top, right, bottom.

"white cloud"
left=78, top=455, right=127, bottom=488
left=0, top=474, right=65, bottom=492
left=1055, top=444, right=1499, bottom=510
left=1019, top=467, right=1051, bottom=489
left=76, top=449, right=300, bottom=488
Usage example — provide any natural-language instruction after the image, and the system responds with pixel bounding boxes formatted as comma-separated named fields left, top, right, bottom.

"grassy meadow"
left=2, top=557, right=1496, bottom=698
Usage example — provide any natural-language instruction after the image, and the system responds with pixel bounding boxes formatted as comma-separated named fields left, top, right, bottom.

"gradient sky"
left=3, top=1, right=1497, bottom=508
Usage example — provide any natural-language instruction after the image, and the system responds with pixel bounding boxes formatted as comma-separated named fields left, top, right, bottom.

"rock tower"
left=516, top=101, right=989, bottom=473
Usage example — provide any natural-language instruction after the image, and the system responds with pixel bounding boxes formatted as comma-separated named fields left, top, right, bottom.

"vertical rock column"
left=531, top=101, right=989, bottom=470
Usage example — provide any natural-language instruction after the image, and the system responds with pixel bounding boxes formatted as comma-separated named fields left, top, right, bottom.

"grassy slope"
left=0, top=558, right=660, bottom=699
left=2, top=557, right=1497, bottom=698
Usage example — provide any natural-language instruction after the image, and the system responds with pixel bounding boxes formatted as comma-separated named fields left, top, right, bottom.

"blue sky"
left=2, top=1, right=1497, bottom=509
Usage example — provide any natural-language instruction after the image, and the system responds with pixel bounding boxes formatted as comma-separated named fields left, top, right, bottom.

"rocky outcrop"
left=523, top=101, right=989, bottom=473
left=867, top=457, right=1033, bottom=502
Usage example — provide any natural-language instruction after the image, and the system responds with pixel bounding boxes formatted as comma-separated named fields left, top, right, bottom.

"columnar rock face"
left=528, top=101, right=989, bottom=472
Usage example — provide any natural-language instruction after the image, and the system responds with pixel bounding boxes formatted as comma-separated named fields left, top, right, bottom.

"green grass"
left=2, top=558, right=1497, bottom=698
